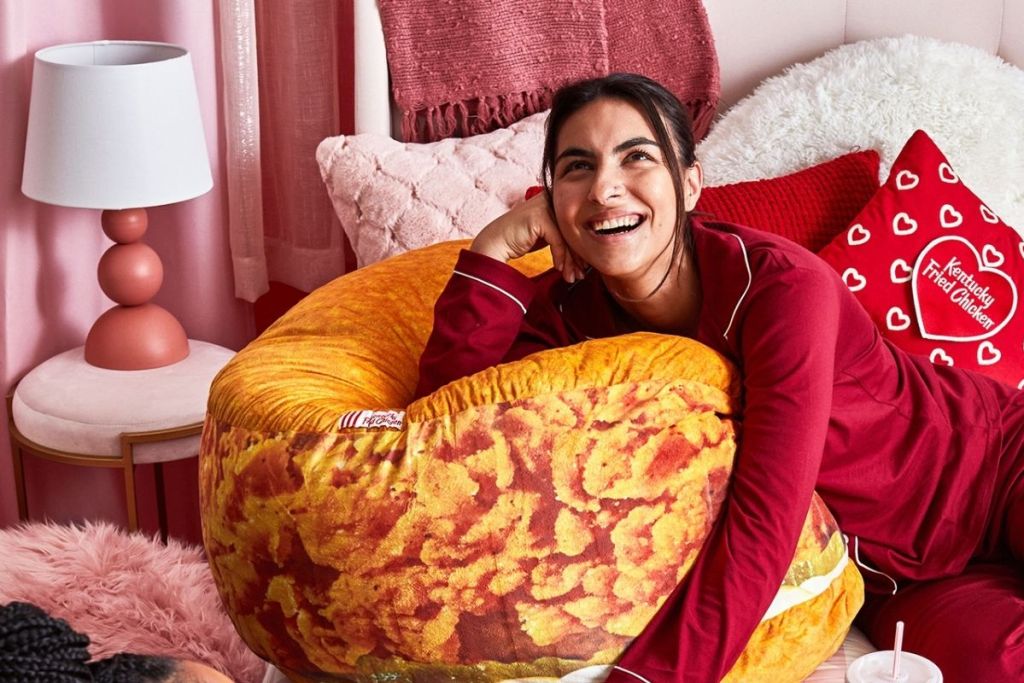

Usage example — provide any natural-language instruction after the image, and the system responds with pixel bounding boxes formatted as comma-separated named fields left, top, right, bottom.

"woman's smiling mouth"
left=590, top=214, right=644, bottom=235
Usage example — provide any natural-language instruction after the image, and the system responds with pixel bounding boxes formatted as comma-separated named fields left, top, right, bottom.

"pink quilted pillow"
left=316, top=112, right=546, bottom=267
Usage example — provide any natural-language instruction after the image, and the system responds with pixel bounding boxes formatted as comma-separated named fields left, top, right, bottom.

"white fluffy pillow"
left=316, top=112, right=546, bottom=267
left=697, top=35, right=1024, bottom=234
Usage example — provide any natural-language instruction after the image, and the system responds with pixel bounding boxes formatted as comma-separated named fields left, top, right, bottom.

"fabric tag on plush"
left=818, top=130, right=1024, bottom=389
left=337, top=410, right=406, bottom=430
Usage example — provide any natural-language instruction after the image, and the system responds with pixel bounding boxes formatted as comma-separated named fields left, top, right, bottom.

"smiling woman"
left=437, top=76, right=706, bottom=384
left=415, top=72, right=1024, bottom=683
left=549, top=103, right=687, bottom=293
left=546, top=99, right=701, bottom=333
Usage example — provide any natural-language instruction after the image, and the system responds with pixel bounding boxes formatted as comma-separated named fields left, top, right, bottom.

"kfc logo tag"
left=338, top=410, right=406, bottom=430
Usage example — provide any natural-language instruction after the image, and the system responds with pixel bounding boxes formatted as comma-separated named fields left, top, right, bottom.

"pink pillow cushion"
left=696, top=150, right=881, bottom=252
left=819, top=130, right=1024, bottom=388
left=316, top=112, right=546, bottom=267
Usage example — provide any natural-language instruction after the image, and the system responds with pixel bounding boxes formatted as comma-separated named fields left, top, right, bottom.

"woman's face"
left=550, top=98, right=701, bottom=289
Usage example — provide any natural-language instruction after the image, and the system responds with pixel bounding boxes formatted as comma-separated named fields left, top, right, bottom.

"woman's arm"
left=414, top=194, right=582, bottom=399
left=609, top=261, right=841, bottom=683
left=414, top=249, right=539, bottom=398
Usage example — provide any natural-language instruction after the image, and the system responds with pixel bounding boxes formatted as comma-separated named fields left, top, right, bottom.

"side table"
left=7, top=340, right=234, bottom=539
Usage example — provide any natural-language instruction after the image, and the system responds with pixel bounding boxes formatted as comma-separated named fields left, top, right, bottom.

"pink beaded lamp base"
left=85, top=208, right=189, bottom=370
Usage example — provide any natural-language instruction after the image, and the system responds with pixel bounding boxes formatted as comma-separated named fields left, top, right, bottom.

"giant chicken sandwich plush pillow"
left=201, top=242, right=863, bottom=683
left=819, top=130, right=1024, bottom=388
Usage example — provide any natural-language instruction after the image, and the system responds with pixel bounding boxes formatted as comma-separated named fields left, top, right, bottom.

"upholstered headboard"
left=705, top=0, right=1024, bottom=110
left=353, top=0, right=1024, bottom=136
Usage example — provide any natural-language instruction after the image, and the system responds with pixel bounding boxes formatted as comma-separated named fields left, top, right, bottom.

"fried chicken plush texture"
left=201, top=241, right=862, bottom=682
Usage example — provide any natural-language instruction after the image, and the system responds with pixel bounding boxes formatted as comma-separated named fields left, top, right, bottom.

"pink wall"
left=1, top=1, right=254, bottom=540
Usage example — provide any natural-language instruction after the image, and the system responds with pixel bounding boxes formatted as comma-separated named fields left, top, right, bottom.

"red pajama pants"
left=857, top=392, right=1024, bottom=683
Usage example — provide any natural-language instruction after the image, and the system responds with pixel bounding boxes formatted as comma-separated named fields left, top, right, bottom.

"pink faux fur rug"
left=0, top=521, right=265, bottom=682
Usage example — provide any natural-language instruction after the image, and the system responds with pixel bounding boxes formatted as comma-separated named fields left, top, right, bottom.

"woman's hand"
left=470, top=193, right=586, bottom=282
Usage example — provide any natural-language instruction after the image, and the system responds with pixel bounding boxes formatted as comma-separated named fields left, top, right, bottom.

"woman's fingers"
left=470, top=193, right=585, bottom=284
left=536, top=219, right=585, bottom=283
left=541, top=223, right=575, bottom=282
left=472, top=199, right=542, bottom=262
left=525, top=197, right=587, bottom=283
left=548, top=242, right=568, bottom=280
left=568, top=248, right=588, bottom=282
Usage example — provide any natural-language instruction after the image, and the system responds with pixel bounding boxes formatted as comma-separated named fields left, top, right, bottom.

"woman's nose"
left=588, top=166, right=623, bottom=204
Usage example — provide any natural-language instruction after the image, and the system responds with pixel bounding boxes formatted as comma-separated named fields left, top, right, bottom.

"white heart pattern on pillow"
left=896, top=170, right=919, bottom=190
left=892, top=213, right=918, bottom=236
left=977, top=340, right=1001, bottom=365
left=890, top=259, right=913, bottom=283
left=939, top=205, right=963, bottom=229
left=886, top=306, right=912, bottom=331
left=938, top=162, right=959, bottom=184
left=983, top=245, right=1005, bottom=268
left=847, top=224, right=871, bottom=246
left=842, top=268, right=867, bottom=292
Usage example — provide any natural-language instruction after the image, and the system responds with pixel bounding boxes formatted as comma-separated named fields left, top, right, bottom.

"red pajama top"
left=415, top=218, right=1020, bottom=682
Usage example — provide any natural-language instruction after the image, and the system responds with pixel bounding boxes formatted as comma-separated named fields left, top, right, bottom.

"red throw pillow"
left=819, top=130, right=1023, bottom=389
left=695, top=150, right=881, bottom=252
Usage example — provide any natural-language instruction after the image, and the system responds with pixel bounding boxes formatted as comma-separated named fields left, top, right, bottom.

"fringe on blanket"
left=689, top=98, right=717, bottom=141
left=401, top=89, right=556, bottom=142
left=403, top=91, right=719, bottom=144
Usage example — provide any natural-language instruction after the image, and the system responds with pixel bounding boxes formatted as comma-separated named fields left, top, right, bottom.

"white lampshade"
left=22, top=40, right=213, bottom=209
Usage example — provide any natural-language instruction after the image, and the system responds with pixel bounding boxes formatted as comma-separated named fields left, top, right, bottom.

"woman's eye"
left=626, top=149, right=655, bottom=162
left=561, top=160, right=592, bottom=174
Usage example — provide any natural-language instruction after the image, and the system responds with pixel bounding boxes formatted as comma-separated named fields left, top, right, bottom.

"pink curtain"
left=219, top=0, right=354, bottom=300
left=0, top=0, right=253, bottom=535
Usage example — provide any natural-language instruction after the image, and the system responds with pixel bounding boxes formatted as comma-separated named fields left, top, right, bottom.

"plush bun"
left=201, top=241, right=862, bottom=682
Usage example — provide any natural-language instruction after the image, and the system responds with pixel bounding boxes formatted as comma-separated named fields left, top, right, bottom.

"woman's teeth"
left=592, top=216, right=642, bottom=234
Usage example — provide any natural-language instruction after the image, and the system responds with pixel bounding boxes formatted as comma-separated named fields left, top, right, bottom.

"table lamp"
left=21, top=40, right=213, bottom=370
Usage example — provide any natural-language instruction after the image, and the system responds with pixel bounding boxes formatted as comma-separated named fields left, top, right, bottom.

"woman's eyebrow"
left=555, top=147, right=594, bottom=163
left=555, top=137, right=660, bottom=164
left=614, top=136, right=659, bottom=152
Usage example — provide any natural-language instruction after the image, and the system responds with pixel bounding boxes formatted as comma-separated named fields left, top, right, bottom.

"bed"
left=207, top=2, right=1024, bottom=682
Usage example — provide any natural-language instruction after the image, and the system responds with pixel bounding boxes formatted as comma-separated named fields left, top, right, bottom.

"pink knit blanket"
left=378, top=0, right=720, bottom=143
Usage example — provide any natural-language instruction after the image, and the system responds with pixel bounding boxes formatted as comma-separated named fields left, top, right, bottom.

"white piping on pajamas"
left=556, top=665, right=652, bottom=683
left=454, top=269, right=527, bottom=314
left=611, top=666, right=653, bottom=683
left=722, top=233, right=752, bottom=339
left=847, top=534, right=899, bottom=595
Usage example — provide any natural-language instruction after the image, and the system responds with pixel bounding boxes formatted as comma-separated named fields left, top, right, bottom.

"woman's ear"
left=682, top=161, right=703, bottom=212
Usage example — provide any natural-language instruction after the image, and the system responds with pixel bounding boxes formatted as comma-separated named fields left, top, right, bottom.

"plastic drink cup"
left=846, top=651, right=943, bottom=682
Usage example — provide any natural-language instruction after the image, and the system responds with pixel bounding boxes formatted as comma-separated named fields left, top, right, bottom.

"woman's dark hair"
left=541, top=73, right=698, bottom=267
left=0, top=601, right=179, bottom=682
left=90, top=653, right=177, bottom=683
left=0, top=601, right=93, bottom=681
left=542, top=72, right=697, bottom=186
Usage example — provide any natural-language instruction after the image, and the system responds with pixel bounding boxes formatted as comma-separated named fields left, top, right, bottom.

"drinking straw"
left=892, top=620, right=905, bottom=680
